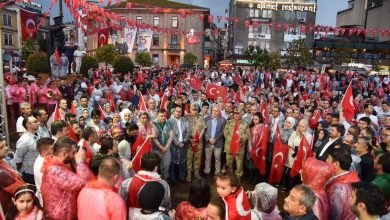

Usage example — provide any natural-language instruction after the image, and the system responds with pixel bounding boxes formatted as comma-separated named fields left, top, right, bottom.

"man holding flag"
left=223, top=108, right=249, bottom=179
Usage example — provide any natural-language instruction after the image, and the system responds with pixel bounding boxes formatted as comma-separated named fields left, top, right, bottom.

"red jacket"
left=175, top=201, right=207, bottom=220
left=41, top=156, right=92, bottom=220
left=0, top=160, right=25, bottom=212
left=222, top=187, right=251, bottom=220
left=325, top=171, right=360, bottom=220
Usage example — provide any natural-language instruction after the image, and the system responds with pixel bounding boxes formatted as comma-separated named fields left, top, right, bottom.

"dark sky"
left=36, top=0, right=348, bottom=27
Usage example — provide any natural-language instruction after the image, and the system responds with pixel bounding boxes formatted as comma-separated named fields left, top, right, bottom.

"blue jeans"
left=169, top=162, right=185, bottom=182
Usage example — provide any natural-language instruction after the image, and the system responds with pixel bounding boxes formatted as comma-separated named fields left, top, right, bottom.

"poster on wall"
left=137, top=28, right=153, bottom=52
left=123, top=27, right=137, bottom=53
left=20, top=9, right=38, bottom=41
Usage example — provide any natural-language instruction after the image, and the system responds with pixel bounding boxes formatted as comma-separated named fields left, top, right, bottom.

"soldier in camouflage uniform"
left=223, top=108, right=250, bottom=179
left=186, top=103, right=206, bottom=182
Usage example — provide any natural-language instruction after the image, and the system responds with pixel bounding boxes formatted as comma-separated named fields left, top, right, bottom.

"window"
left=136, top=16, right=142, bottom=24
left=288, top=27, right=300, bottom=35
left=171, top=16, right=178, bottom=28
left=297, top=12, right=307, bottom=20
left=262, top=10, right=272, bottom=18
left=152, top=34, right=159, bottom=46
left=259, top=41, right=269, bottom=50
left=249, top=9, right=255, bottom=17
left=260, top=25, right=270, bottom=34
left=171, top=35, right=178, bottom=44
left=254, top=9, right=260, bottom=17
left=4, top=32, right=13, bottom=45
left=204, top=49, right=210, bottom=54
left=152, top=54, right=159, bottom=64
left=234, top=48, right=243, bottom=54
left=153, top=17, right=159, bottom=27
left=284, top=11, right=290, bottom=20
left=2, top=13, right=11, bottom=26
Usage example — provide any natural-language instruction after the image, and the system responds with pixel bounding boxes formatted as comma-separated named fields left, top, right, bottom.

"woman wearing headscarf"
left=120, top=108, right=132, bottom=128
left=117, top=140, right=134, bottom=180
left=248, top=183, right=282, bottom=220
left=280, top=117, right=296, bottom=144
left=301, top=158, right=334, bottom=220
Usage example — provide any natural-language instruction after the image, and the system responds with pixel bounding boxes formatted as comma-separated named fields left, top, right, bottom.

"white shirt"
left=14, top=131, right=39, bottom=174
left=356, top=113, right=379, bottom=128
left=319, top=137, right=339, bottom=157
left=33, top=155, right=44, bottom=205
left=16, top=116, right=26, bottom=133
left=177, top=119, right=183, bottom=142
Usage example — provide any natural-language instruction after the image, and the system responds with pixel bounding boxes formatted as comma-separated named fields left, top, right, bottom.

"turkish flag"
left=119, top=88, right=126, bottom=101
left=230, top=122, right=240, bottom=156
left=82, top=139, right=94, bottom=164
left=131, top=138, right=152, bottom=172
left=260, top=101, right=269, bottom=124
left=20, top=9, right=38, bottom=41
left=187, top=36, right=199, bottom=44
left=177, top=83, right=183, bottom=95
left=250, top=124, right=269, bottom=175
left=309, top=109, right=321, bottom=130
left=97, top=28, right=109, bottom=47
left=235, top=87, right=245, bottom=103
left=184, top=103, right=190, bottom=116
left=269, top=127, right=289, bottom=184
left=67, top=123, right=79, bottom=144
left=53, top=104, right=62, bottom=121
left=160, top=93, right=167, bottom=110
left=97, top=104, right=106, bottom=120
left=107, top=93, right=116, bottom=111
left=205, top=84, right=228, bottom=101
left=189, top=76, right=203, bottom=91
left=290, top=136, right=313, bottom=177
left=192, top=131, right=200, bottom=152
left=138, top=94, right=148, bottom=112
left=70, top=103, right=77, bottom=115
left=341, top=81, right=354, bottom=122
left=54, top=48, right=61, bottom=64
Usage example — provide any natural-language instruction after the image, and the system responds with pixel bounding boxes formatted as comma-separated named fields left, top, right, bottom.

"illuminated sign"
left=23, top=0, right=42, bottom=8
left=236, top=59, right=253, bottom=64
left=246, top=1, right=317, bottom=12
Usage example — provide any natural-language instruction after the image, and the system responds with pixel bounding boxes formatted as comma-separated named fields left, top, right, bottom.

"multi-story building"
left=227, top=0, right=317, bottom=58
left=86, top=0, right=211, bottom=67
left=1, top=6, right=18, bottom=64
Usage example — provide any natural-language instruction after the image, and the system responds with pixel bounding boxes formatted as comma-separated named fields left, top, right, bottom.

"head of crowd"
left=1, top=66, right=390, bottom=220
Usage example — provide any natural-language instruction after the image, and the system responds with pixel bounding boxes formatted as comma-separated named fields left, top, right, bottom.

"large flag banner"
left=137, top=28, right=153, bottom=52
left=124, top=27, right=137, bottom=53
left=189, top=76, right=203, bottom=91
left=205, top=84, right=228, bottom=101
left=341, top=81, right=355, bottom=122
left=250, top=124, right=269, bottom=175
left=269, top=127, right=289, bottom=184
left=132, top=138, right=152, bottom=172
left=97, top=28, right=109, bottom=47
left=290, top=135, right=313, bottom=177
left=20, top=9, right=38, bottom=41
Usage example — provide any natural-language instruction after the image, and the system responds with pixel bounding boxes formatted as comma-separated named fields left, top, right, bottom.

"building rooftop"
left=114, top=0, right=209, bottom=10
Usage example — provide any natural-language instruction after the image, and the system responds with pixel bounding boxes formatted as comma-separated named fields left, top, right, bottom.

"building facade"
left=1, top=7, right=18, bottom=62
left=227, top=0, right=317, bottom=56
left=87, top=0, right=211, bottom=67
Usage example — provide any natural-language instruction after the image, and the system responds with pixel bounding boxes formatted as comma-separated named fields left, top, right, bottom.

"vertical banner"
left=137, top=28, right=153, bottom=52
left=110, top=30, right=123, bottom=53
left=123, top=27, right=137, bottom=53
left=20, top=9, right=38, bottom=41
left=97, top=28, right=109, bottom=47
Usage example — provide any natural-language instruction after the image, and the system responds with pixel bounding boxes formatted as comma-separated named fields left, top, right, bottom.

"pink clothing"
left=37, top=87, right=48, bottom=104
left=325, top=171, right=360, bottom=220
left=14, top=206, right=43, bottom=220
left=175, top=201, right=207, bottom=220
left=46, top=87, right=62, bottom=105
left=29, top=83, right=40, bottom=105
left=251, top=208, right=281, bottom=220
left=41, top=157, right=92, bottom=220
left=77, top=180, right=127, bottom=220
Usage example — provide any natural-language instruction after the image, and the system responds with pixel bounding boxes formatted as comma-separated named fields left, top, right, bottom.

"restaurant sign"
left=247, top=1, right=316, bottom=12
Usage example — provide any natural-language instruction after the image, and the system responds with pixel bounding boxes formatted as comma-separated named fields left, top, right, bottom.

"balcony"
left=168, top=44, right=180, bottom=49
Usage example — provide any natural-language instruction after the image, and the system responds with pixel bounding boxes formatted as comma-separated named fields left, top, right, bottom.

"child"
left=215, top=172, right=251, bottom=219
left=6, top=185, right=43, bottom=220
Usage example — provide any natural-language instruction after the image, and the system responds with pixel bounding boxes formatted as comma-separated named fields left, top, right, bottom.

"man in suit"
left=204, top=104, right=227, bottom=175
left=316, top=123, right=344, bottom=161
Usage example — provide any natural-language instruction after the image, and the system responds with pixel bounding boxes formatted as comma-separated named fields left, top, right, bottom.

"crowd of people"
left=1, top=65, right=390, bottom=220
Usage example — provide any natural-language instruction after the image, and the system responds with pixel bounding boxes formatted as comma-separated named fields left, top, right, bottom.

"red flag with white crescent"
left=260, top=101, right=269, bottom=124
left=160, top=93, right=167, bottom=110
left=97, top=28, right=109, bottom=47
left=82, top=139, right=94, bottom=164
left=205, top=84, right=228, bottom=101
left=131, top=138, right=152, bottom=172
left=97, top=103, right=106, bottom=120
left=67, top=123, right=79, bottom=144
left=138, top=94, right=148, bottom=112
left=290, top=135, right=313, bottom=177
left=250, top=124, right=269, bottom=175
left=20, top=9, right=38, bottom=40
left=53, top=104, right=62, bottom=121
left=189, top=76, right=203, bottom=91
left=70, top=103, right=77, bottom=115
left=269, top=127, right=289, bottom=183
left=341, top=81, right=355, bottom=122
left=187, top=36, right=199, bottom=44
left=309, top=109, right=321, bottom=130
left=230, top=122, right=240, bottom=156
left=107, top=93, right=116, bottom=111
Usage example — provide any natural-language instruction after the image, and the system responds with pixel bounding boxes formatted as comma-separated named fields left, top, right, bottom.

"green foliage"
left=38, top=39, right=48, bottom=52
left=113, top=56, right=134, bottom=74
left=95, top=44, right=118, bottom=65
left=183, top=52, right=198, bottom=65
left=284, top=38, right=313, bottom=68
left=80, top=55, right=98, bottom=76
left=264, top=52, right=281, bottom=71
left=135, top=52, right=152, bottom=67
left=26, top=51, right=50, bottom=76
left=21, top=39, right=37, bottom=61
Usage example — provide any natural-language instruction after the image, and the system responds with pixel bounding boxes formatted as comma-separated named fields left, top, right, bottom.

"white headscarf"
left=120, top=109, right=131, bottom=124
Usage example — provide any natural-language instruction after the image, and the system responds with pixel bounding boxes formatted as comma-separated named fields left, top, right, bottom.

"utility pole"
left=0, top=21, right=10, bottom=144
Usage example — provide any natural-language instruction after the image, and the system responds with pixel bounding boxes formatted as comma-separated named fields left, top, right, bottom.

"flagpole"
left=131, top=137, right=150, bottom=163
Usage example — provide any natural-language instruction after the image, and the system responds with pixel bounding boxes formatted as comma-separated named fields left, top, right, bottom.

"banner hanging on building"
left=20, top=9, right=38, bottom=41
left=137, top=28, right=153, bottom=52
left=123, top=27, right=137, bottom=53
left=97, top=28, right=109, bottom=47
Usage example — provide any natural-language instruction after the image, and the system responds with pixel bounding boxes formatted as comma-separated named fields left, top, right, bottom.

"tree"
left=264, top=52, right=281, bottom=71
left=21, top=39, right=37, bottom=61
left=245, top=45, right=269, bottom=68
left=183, top=52, right=198, bottom=65
left=26, top=51, right=50, bottom=76
left=284, top=38, right=313, bottom=68
left=113, top=56, right=134, bottom=74
left=80, top=55, right=98, bottom=77
left=135, top=52, right=152, bottom=67
left=95, top=44, right=117, bottom=67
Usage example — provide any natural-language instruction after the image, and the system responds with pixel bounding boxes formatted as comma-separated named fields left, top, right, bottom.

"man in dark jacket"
left=281, top=184, right=319, bottom=220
